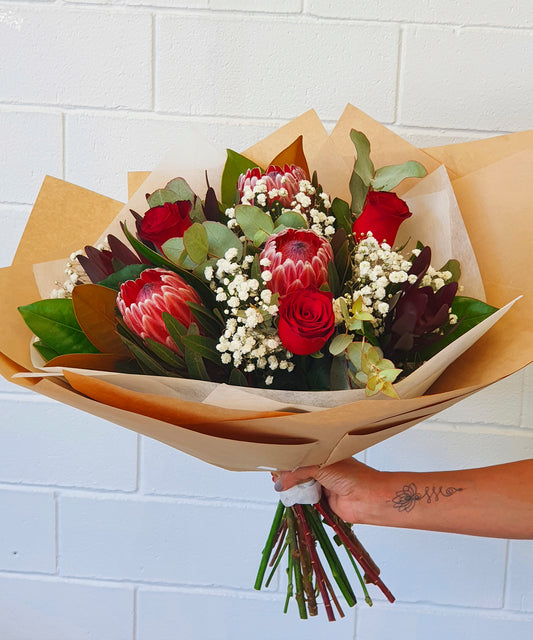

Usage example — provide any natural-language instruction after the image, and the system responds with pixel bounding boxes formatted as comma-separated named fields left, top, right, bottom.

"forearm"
left=358, top=460, right=533, bottom=539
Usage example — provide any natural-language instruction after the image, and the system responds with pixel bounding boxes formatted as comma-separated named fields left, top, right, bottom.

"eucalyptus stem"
left=284, top=549, right=294, bottom=614
left=254, top=500, right=285, bottom=590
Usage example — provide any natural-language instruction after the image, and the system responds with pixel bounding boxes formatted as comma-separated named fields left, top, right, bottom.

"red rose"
left=353, top=190, right=411, bottom=245
left=277, top=287, right=335, bottom=356
left=139, top=201, right=193, bottom=252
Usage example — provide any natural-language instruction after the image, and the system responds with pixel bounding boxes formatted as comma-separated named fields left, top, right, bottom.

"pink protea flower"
left=237, top=164, right=307, bottom=208
left=259, top=228, right=334, bottom=296
left=117, top=268, right=202, bottom=352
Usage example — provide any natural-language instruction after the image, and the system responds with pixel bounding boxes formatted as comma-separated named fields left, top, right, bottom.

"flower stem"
left=286, top=507, right=308, bottom=619
left=254, top=500, right=285, bottom=590
left=265, top=540, right=288, bottom=588
left=303, top=504, right=357, bottom=607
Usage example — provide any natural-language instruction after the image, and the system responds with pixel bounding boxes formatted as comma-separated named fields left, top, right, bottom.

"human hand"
left=274, top=458, right=380, bottom=525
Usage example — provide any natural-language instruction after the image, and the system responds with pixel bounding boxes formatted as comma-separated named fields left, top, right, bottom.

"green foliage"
left=330, top=198, right=352, bottom=236
left=221, top=149, right=261, bottom=209
left=349, top=171, right=369, bottom=217
left=235, top=205, right=274, bottom=246
left=372, top=161, right=427, bottom=191
left=418, top=296, right=498, bottom=360
left=18, top=299, right=99, bottom=357
left=183, top=223, right=209, bottom=264
left=98, top=264, right=148, bottom=290
left=275, top=211, right=308, bottom=230
left=204, top=221, right=243, bottom=260
left=350, top=130, right=374, bottom=186
left=439, top=258, right=461, bottom=283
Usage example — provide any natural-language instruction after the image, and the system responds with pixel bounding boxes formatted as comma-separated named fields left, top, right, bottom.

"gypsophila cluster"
left=346, top=235, right=454, bottom=333
left=50, top=249, right=94, bottom=298
left=228, top=177, right=336, bottom=239
left=206, top=248, right=294, bottom=384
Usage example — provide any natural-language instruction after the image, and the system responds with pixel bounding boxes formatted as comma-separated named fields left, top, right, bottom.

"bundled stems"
left=254, top=496, right=395, bottom=620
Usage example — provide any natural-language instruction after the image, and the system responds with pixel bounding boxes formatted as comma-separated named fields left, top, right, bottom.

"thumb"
left=274, top=466, right=321, bottom=492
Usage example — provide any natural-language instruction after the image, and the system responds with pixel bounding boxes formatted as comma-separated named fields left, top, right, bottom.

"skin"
left=275, top=458, right=533, bottom=539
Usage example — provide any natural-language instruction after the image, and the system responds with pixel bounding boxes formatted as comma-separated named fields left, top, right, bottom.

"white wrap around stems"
left=278, top=479, right=322, bottom=507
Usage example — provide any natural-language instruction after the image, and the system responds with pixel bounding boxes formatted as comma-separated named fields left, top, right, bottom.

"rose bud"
left=117, top=268, right=201, bottom=352
left=260, top=228, right=334, bottom=296
left=353, top=190, right=412, bottom=246
left=277, top=287, right=335, bottom=356
left=139, top=201, right=193, bottom=252
left=238, top=164, right=307, bottom=208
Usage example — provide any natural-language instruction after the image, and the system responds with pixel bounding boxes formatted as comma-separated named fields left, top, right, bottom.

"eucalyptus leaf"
left=204, top=221, right=243, bottom=260
left=371, top=161, right=427, bottom=191
left=350, top=129, right=374, bottom=186
left=329, top=333, right=354, bottom=356
left=221, top=149, right=261, bottom=209
left=165, top=177, right=196, bottom=202
left=183, top=223, right=209, bottom=265
left=147, top=188, right=179, bottom=208
left=235, top=205, right=274, bottom=243
left=161, top=237, right=197, bottom=270
left=274, top=211, right=308, bottom=230
left=329, top=354, right=350, bottom=390
left=18, top=299, right=99, bottom=356
left=349, top=171, right=369, bottom=216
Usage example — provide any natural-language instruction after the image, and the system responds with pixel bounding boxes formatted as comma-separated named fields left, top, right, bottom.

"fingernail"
left=274, top=479, right=283, bottom=492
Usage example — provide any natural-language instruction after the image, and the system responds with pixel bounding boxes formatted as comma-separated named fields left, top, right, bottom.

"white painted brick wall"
left=0, top=2, right=532, bottom=638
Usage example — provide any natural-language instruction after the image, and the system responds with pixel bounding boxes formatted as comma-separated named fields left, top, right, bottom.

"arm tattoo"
left=392, top=483, right=463, bottom=512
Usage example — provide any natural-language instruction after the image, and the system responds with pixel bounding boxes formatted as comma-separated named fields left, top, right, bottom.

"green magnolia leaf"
left=204, top=221, right=243, bottom=260
left=439, top=258, right=461, bottom=283
left=372, top=161, right=427, bottom=191
left=32, top=340, right=60, bottom=362
left=330, top=198, right=352, bottom=237
left=183, top=223, right=209, bottom=265
left=350, top=129, right=374, bottom=186
left=98, top=264, right=148, bottom=290
left=349, top=171, right=369, bottom=216
left=418, top=296, right=498, bottom=360
left=235, top=205, right=274, bottom=244
left=221, top=149, right=261, bottom=210
left=329, top=333, right=354, bottom=356
left=147, top=188, right=179, bottom=208
left=274, top=211, right=308, bottom=230
left=18, top=299, right=99, bottom=356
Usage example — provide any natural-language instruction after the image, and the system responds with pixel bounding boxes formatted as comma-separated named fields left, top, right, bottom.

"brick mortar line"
left=5, top=1, right=533, bottom=31
left=0, top=103, right=516, bottom=138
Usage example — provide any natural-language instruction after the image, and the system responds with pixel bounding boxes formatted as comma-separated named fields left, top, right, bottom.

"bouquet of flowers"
left=1, top=106, right=531, bottom=620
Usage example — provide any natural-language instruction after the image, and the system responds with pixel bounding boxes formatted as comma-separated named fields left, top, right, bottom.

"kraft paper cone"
left=1, top=106, right=531, bottom=472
